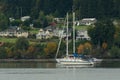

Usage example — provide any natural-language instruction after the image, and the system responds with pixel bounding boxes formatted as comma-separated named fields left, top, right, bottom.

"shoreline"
left=0, top=59, right=120, bottom=62
left=0, top=59, right=56, bottom=62
left=102, top=59, right=120, bottom=61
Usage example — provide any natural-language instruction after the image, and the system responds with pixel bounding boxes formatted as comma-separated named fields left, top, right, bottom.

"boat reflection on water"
left=56, top=63, right=94, bottom=68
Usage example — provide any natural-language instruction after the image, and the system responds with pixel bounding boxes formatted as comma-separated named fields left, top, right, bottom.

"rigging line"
left=55, top=14, right=67, bottom=59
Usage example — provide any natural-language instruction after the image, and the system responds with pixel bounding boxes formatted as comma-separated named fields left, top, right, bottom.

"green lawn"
left=0, top=37, right=17, bottom=43
left=29, top=28, right=39, bottom=34
left=75, top=25, right=90, bottom=30
left=0, top=37, right=38, bottom=44
left=61, top=24, right=91, bottom=30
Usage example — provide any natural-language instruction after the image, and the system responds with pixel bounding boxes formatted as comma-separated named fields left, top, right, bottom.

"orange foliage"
left=27, top=46, right=35, bottom=53
left=102, top=42, right=107, bottom=49
left=77, top=44, right=84, bottom=54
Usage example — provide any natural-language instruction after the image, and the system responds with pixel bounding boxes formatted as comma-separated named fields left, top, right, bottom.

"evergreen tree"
left=88, top=19, right=115, bottom=48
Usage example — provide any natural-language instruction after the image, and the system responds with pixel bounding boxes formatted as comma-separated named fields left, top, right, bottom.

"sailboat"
left=55, top=12, right=94, bottom=66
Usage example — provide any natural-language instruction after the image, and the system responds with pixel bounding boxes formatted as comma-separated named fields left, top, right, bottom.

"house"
left=75, top=21, right=80, bottom=26
left=76, top=30, right=90, bottom=40
left=53, top=27, right=72, bottom=38
left=53, top=28, right=64, bottom=37
left=44, top=26, right=55, bottom=31
left=0, top=27, right=28, bottom=38
left=36, top=29, right=53, bottom=39
left=53, top=18, right=64, bottom=24
left=79, top=18, right=97, bottom=26
left=21, top=16, right=30, bottom=22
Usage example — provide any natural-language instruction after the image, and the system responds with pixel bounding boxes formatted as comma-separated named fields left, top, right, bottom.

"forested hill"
left=73, top=0, right=120, bottom=19
left=0, top=0, right=73, bottom=18
left=0, top=0, right=120, bottom=19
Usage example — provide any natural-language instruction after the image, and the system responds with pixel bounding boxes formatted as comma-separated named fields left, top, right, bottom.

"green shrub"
left=109, top=46, right=120, bottom=58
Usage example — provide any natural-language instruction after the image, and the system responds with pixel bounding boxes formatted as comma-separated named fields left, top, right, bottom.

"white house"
left=53, top=28, right=64, bottom=37
left=0, top=27, right=28, bottom=38
left=36, top=29, right=53, bottom=39
left=53, top=18, right=64, bottom=24
left=21, top=16, right=30, bottom=22
left=79, top=18, right=97, bottom=26
left=76, top=30, right=90, bottom=40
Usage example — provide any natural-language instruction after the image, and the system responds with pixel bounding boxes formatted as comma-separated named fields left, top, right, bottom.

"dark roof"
left=3, top=27, right=26, bottom=33
left=44, top=26, right=56, bottom=31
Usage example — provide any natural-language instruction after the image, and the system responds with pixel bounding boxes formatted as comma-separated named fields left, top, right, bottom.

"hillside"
left=0, top=0, right=119, bottom=19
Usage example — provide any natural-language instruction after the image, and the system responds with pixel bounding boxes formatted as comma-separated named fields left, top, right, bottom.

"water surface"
left=0, top=61, right=119, bottom=80
left=0, top=68, right=119, bottom=80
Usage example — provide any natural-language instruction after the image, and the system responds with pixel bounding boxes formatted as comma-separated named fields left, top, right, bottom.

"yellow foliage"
left=44, top=48, right=49, bottom=55
left=44, top=42, right=57, bottom=55
left=84, top=42, right=92, bottom=49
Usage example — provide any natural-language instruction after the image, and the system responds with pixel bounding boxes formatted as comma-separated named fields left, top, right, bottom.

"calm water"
left=0, top=61, right=120, bottom=80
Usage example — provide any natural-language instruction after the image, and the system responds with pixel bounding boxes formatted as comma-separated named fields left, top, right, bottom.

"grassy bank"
left=0, top=37, right=42, bottom=44
left=0, top=37, right=17, bottom=43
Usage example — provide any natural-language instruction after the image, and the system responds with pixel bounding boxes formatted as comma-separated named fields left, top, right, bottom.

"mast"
left=73, top=12, right=75, bottom=54
left=66, top=13, right=69, bottom=57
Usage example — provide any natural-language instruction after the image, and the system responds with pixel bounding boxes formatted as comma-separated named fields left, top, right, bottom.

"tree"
left=102, top=42, right=107, bottom=50
left=38, top=11, right=48, bottom=28
left=44, top=42, right=57, bottom=58
left=33, top=11, right=49, bottom=28
left=88, top=20, right=115, bottom=48
left=26, top=45, right=36, bottom=58
left=114, top=0, right=120, bottom=18
left=34, top=43, right=45, bottom=58
left=6, top=47, right=14, bottom=58
left=14, top=37, right=29, bottom=58
left=10, top=19, right=22, bottom=26
left=0, top=47, right=7, bottom=59
left=114, top=27, right=120, bottom=48
left=84, top=42, right=92, bottom=55
left=0, top=12, right=8, bottom=31
left=77, top=44, right=84, bottom=54
left=109, top=46, right=120, bottom=58
left=15, top=37, right=29, bottom=51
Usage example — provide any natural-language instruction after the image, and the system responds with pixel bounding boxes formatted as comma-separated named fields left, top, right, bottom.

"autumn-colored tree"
left=44, top=48, right=49, bottom=55
left=84, top=42, right=92, bottom=50
left=6, top=48, right=14, bottom=58
left=101, top=42, right=108, bottom=57
left=77, top=44, right=84, bottom=54
left=102, top=42, right=107, bottom=50
left=84, top=42, right=92, bottom=55
left=26, top=45, right=36, bottom=58
left=44, top=42, right=57, bottom=58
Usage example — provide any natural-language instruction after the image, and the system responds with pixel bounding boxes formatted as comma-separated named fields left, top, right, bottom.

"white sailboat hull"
left=56, top=58, right=94, bottom=65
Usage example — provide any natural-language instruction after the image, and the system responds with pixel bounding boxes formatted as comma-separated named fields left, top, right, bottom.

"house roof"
left=45, top=26, right=56, bottom=31
left=2, top=27, right=26, bottom=33
left=82, top=18, right=96, bottom=21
